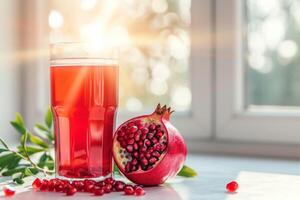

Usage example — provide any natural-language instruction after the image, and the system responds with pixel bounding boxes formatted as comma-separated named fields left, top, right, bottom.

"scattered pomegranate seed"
left=32, top=178, right=42, bottom=190
left=114, top=181, right=125, bottom=191
left=124, top=185, right=135, bottom=195
left=3, top=185, right=15, bottom=197
left=226, top=181, right=239, bottom=193
left=66, top=187, right=77, bottom=196
left=31, top=178, right=145, bottom=197
left=94, top=188, right=104, bottom=196
left=134, top=186, right=145, bottom=196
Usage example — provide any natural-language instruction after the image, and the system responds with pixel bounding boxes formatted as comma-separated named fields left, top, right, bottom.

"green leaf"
left=15, top=113, right=25, bottom=126
left=23, top=167, right=33, bottom=176
left=10, top=121, right=26, bottom=135
left=35, top=123, right=50, bottom=132
left=17, top=146, right=45, bottom=155
left=0, top=148, right=9, bottom=153
left=13, top=177, right=24, bottom=184
left=177, top=165, right=198, bottom=177
left=45, top=107, right=53, bottom=129
left=28, top=134, right=48, bottom=148
left=20, top=132, right=28, bottom=148
left=0, top=138, right=9, bottom=149
left=2, top=167, right=25, bottom=176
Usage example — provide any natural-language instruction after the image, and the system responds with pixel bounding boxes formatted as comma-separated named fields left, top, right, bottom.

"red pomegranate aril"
left=131, top=158, right=138, bottom=165
left=114, top=181, right=125, bottom=191
left=155, top=131, right=164, bottom=138
left=141, top=158, right=149, bottom=166
left=103, top=184, right=112, bottom=193
left=141, top=133, right=147, bottom=140
left=40, top=180, right=49, bottom=191
left=84, top=182, right=95, bottom=193
left=3, top=186, right=15, bottom=197
left=134, top=133, right=141, bottom=141
left=133, top=151, right=139, bottom=158
left=126, top=145, right=134, bottom=152
left=149, top=157, right=157, bottom=164
left=226, top=181, right=239, bottom=192
left=148, top=124, right=156, bottom=130
left=127, top=139, right=135, bottom=145
left=127, top=122, right=135, bottom=127
left=104, top=177, right=114, bottom=185
left=120, top=141, right=127, bottom=148
left=95, top=181, right=105, bottom=187
left=94, top=188, right=104, bottom=196
left=133, top=143, right=139, bottom=150
left=55, top=184, right=64, bottom=192
left=145, top=153, right=151, bottom=159
left=144, top=139, right=151, bottom=147
left=152, top=138, right=158, bottom=144
left=141, top=127, right=149, bottom=134
left=32, top=178, right=42, bottom=190
left=117, top=130, right=125, bottom=137
left=152, top=151, right=160, bottom=158
left=138, top=141, right=144, bottom=146
left=66, top=187, right=77, bottom=196
left=134, top=186, right=145, bottom=196
left=147, top=133, right=154, bottom=139
left=129, top=126, right=138, bottom=133
left=124, top=185, right=135, bottom=195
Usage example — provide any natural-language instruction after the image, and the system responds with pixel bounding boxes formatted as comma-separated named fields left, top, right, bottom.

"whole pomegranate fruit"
left=112, top=104, right=187, bottom=186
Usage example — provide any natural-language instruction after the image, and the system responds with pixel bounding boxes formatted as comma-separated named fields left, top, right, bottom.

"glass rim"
left=50, top=42, right=119, bottom=61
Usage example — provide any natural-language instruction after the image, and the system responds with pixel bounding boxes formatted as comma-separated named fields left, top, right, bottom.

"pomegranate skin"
left=113, top=105, right=187, bottom=186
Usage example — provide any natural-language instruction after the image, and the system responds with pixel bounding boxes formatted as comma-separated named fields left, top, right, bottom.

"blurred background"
left=1, top=0, right=300, bottom=157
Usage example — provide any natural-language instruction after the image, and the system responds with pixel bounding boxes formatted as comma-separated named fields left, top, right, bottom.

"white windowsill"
left=1, top=154, right=300, bottom=200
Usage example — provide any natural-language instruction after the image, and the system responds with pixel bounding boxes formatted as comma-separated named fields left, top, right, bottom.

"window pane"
left=49, top=0, right=191, bottom=112
left=246, top=0, right=300, bottom=107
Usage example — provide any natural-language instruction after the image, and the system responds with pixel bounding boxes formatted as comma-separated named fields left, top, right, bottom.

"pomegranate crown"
left=154, top=104, right=174, bottom=120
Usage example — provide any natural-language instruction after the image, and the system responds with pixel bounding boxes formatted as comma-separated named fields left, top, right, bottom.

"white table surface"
left=1, top=154, right=300, bottom=200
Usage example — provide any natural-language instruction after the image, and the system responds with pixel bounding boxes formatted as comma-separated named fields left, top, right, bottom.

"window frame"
left=27, top=0, right=214, bottom=141
left=215, top=0, right=300, bottom=144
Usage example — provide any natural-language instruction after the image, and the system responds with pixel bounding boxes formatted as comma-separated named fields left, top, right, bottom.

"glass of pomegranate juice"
left=50, top=43, right=118, bottom=180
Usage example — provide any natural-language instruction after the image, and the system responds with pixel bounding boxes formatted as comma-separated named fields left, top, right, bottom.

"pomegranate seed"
left=144, top=139, right=151, bottom=146
left=155, top=131, right=163, bottom=138
left=72, top=180, right=84, bottom=191
left=94, top=188, right=104, bottom=196
left=104, top=177, right=114, bottom=185
left=128, top=122, right=135, bottom=127
left=152, top=138, right=158, bottom=144
left=84, top=182, right=95, bottom=192
left=141, top=158, right=149, bottom=166
left=147, top=133, right=154, bottom=139
left=55, top=184, right=64, bottom=192
left=141, top=128, right=149, bottom=134
left=128, top=133, right=134, bottom=138
left=133, top=143, right=139, bottom=150
left=95, top=181, right=105, bottom=187
left=149, top=157, right=157, bottom=164
left=125, top=163, right=131, bottom=172
left=138, top=141, right=144, bottom=146
left=134, top=133, right=141, bottom=141
left=117, top=130, right=125, bottom=137
left=124, top=185, right=135, bottom=195
left=133, top=151, right=139, bottom=158
left=126, top=145, right=134, bottom=152
left=127, top=139, right=135, bottom=145
left=120, top=141, right=127, bottom=148
left=226, top=181, right=239, bottom=193
left=32, top=178, right=42, bottom=190
left=134, top=186, right=145, bottom=196
left=103, top=184, right=112, bottom=193
left=66, top=187, right=77, bottom=196
left=148, top=124, right=156, bottom=130
left=129, top=126, right=138, bottom=133
left=132, top=158, right=138, bottom=165
left=114, top=181, right=125, bottom=191
left=141, top=133, right=147, bottom=140
left=3, top=185, right=15, bottom=197
left=152, top=151, right=160, bottom=158
left=40, top=180, right=49, bottom=191
left=145, top=153, right=151, bottom=159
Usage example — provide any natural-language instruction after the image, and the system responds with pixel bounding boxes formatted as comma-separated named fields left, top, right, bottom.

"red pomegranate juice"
left=50, top=61, right=118, bottom=179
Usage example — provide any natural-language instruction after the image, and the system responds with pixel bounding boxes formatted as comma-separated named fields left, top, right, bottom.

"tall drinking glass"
left=50, top=43, right=118, bottom=180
